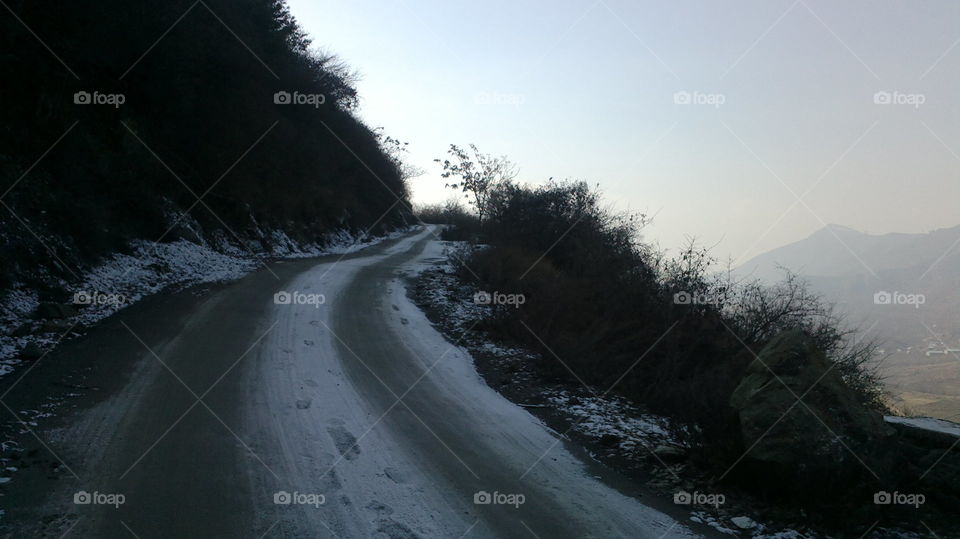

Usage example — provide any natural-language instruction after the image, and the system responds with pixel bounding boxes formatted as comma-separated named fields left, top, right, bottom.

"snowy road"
left=6, top=226, right=695, bottom=538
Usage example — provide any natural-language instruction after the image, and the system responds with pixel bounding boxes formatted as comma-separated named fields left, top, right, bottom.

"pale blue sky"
left=286, top=0, right=960, bottom=263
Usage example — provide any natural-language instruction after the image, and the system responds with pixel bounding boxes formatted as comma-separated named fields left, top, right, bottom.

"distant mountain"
left=736, top=224, right=960, bottom=419
left=737, top=223, right=960, bottom=283
left=735, top=223, right=960, bottom=341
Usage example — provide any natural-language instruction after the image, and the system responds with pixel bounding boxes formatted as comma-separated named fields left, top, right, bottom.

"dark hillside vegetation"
left=424, top=146, right=959, bottom=532
left=0, top=0, right=411, bottom=289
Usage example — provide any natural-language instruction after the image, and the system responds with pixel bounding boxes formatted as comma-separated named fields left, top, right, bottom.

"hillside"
left=0, top=0, right=412, bottom=292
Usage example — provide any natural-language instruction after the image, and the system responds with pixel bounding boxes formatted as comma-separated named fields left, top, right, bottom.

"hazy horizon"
left=286, top=0, right=960, bottom=263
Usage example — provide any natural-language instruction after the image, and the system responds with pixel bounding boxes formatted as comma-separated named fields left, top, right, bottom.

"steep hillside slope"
left=0, top=0, right=412, bottom=291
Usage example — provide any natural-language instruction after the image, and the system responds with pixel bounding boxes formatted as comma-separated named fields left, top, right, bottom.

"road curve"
left=5, top=226, right=695, bottom=538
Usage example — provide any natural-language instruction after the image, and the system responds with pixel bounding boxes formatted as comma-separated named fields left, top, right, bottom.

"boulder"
left=729, top=330, right=893, bottom=472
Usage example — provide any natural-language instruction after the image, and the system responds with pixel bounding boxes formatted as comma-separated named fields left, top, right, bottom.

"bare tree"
left=376, top=130, right=424, bottom=181
left=434, top=144, right=517, bottom=226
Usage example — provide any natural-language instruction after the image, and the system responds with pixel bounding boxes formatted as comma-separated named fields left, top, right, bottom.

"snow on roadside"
left=0, top=290, right=39, bottom=376
left=411, top=238, right=820, bottom=539
left=0, top=226, right=416, bottom=375
left=543, top=389, right=677, bottom=458
left=0, top=239, right=254, bottom=376
left=260, top=227, right=413, bottom=258
left=411, top=241, right=682, bottom=453
left=72, top=239, right=256, bottom=323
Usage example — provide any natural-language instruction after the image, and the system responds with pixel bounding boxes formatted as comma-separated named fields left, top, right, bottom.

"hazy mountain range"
left=738, top=223, right=960, bottom=284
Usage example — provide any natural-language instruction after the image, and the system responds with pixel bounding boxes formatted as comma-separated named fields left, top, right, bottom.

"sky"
left=285, top=0, right=960, bottom=264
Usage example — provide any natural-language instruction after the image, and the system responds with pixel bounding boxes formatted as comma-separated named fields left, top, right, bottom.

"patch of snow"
left=413, top=238, right=684, bottom=459
left=690, top=511, right=737, bottom=535
left=261, top=227, right=412, bottom=258
left=0, top=288, right=40, bottom=375
left=72, top=239, right=258, bottom=324
left=543, top=389, right=679, bottom=455
left=752, top=531, right=812, bottom=539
